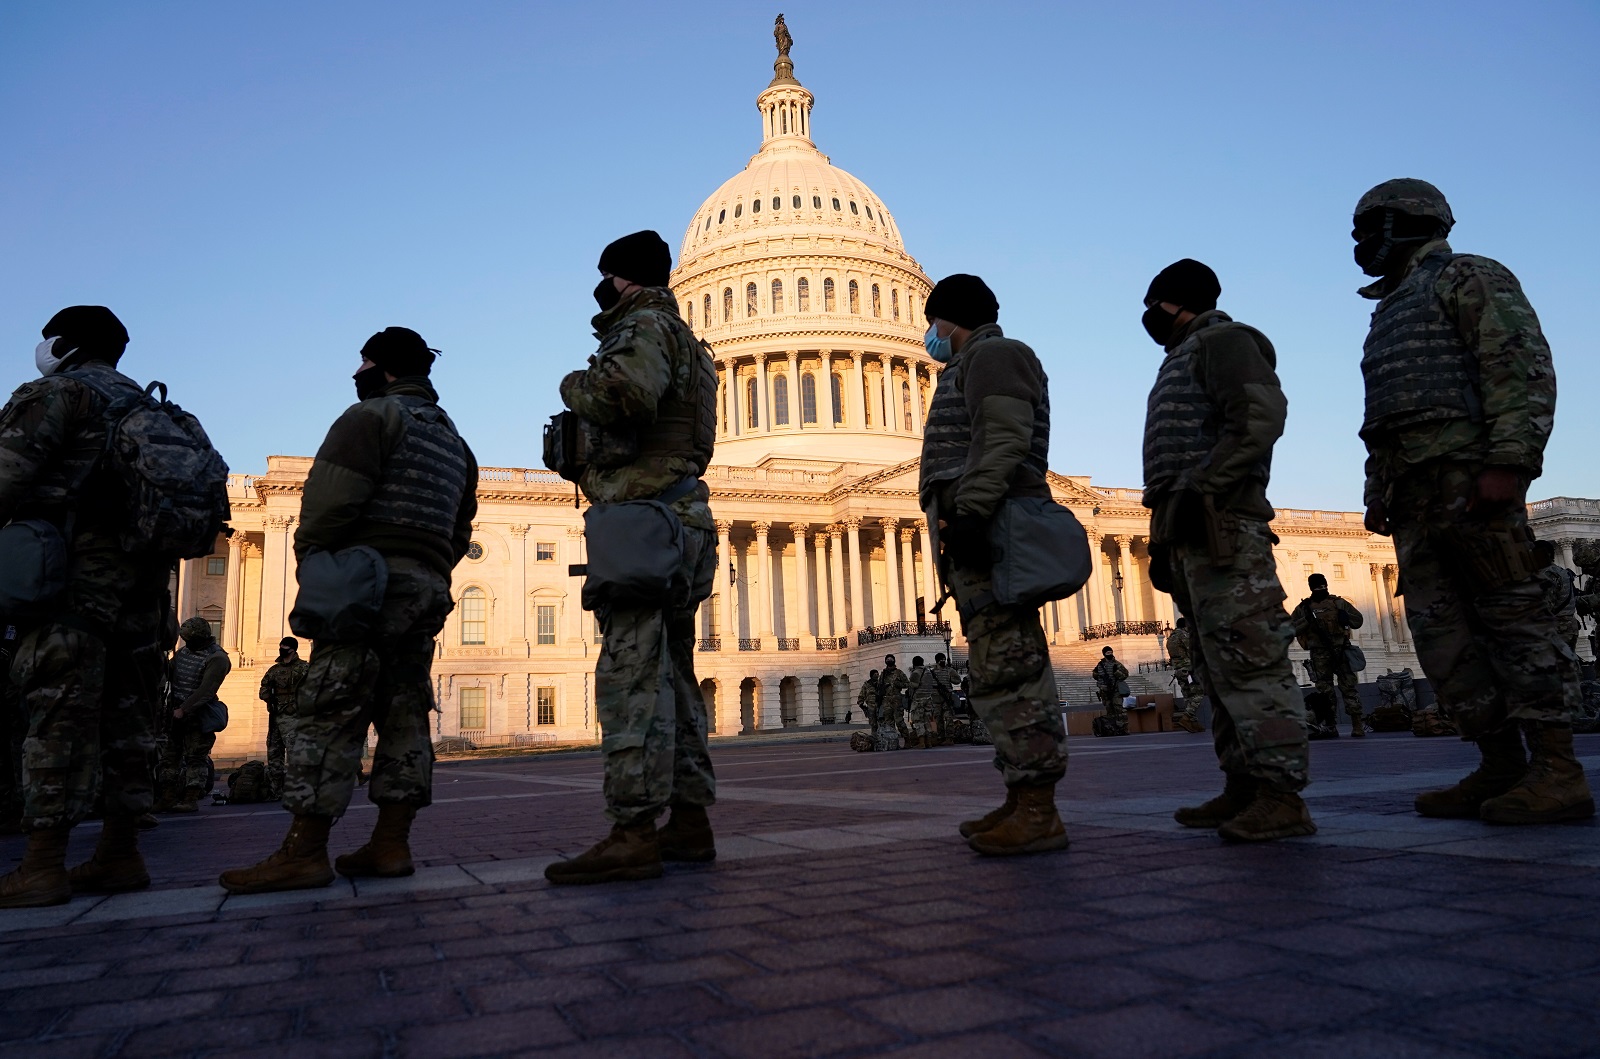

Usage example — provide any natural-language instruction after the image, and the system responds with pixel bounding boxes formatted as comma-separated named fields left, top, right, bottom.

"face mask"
left=593, top=277, right=623, bottom=312
left=353, top=364, right=388, bottom=400
left=35, top=336, right=71, bottom=377
left=924, top=324, right=953, bottom=363
left=278, top=647, right=294, bottom=661
left=1141, top=304, right=1179, bottom=346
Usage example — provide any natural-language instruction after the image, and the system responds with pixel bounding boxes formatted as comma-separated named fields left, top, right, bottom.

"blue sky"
left=2, top=1, right=1595, bottom=509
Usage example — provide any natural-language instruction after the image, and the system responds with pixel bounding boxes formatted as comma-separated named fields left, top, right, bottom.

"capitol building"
left=193, top=29, right=1595, bottom=760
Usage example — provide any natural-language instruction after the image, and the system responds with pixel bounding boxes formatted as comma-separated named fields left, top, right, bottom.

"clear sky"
left=2, top=1, right=1595, bottom=509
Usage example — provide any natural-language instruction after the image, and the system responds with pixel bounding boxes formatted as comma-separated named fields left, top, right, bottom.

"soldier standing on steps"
left=1290, top=574, right=1367, bottom=736
left=1140, top=258, right=1315, bottom=843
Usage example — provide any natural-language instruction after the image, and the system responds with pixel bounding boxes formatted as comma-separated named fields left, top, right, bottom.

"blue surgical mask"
left=924, top=324, right=953, bottom=363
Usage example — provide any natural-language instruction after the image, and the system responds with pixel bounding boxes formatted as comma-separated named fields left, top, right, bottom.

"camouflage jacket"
left=1092, top=657, right=1128, bottom=689
left=1291, top=593, right=1364, bottom=651
left=1360, top=239, right=1556, bottom=505
left=1537, top=565, right=1580, bottom=641
left=296, top=378, right=478, bottom=580
left=878, top=665, right=910, bottom=705
left=560, top=287, right=715, bottom=532
left=258, top=656, right=309, bottom=713
left=1166, top=627, right=1192, bottom=669
left=857, top=680, right=879, bottom=709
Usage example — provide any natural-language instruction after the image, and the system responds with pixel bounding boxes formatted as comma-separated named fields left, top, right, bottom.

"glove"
left=943, top=513, right=993, bottom=571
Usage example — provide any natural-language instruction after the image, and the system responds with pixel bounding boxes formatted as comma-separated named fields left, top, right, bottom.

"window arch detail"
left=459, top=587, right=487, bottom=645
left=722, top=288, right=733, bottom=322
left=830, top=373, right=844, bottom=424
left=871, top=284, right=881, bottom=318
left=771, top=279, right=783, bottom=313
left=745, top=377, right=759, bottom=429
left=801, top=372, right=818, bottom=424
left=848, top=280, right=860, bottom=314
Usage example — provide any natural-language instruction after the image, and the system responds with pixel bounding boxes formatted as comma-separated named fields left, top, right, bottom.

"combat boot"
left=1217, top=787, right=1317, bottom=842
left=169, top=793, right=199, bottom=814
left=967, top=783, right=1069, bottom=856
left=1174, top=712, right=1205, bottom=734
left=959, top=787, right=1018, bottom=838
left=1174, top=773, right=1257, bottom=828
left=1414, top=724, right=1527, bottom=818
left=0, top=826, right=71, bottom=908
left=1479, top=724, right=1596, bottom=825
left=1349, top=713, right=1368, bottom=738
left=544, top=821, right=662, bottom=885
left=334, top=804, right=416, bottom=878
left=657, top=803, right=716, bottom=862
left=68, top=814, right=150, bottom=894
left=218, top=814, right=335, bottom=894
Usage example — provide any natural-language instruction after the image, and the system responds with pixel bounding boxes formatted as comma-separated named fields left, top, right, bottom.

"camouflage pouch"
left=0, top=519, right=67, bottom=621
left=849, top=731, right=873, bottom=753
left=1442, top=514, right=1539, bottom=591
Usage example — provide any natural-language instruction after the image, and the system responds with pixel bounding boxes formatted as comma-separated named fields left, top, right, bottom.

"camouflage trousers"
left=907, top=698, right=938, bottom=743
left=1306, top=649, right=1362, bottom=719
left=1172, top=667, right=1198, bottom=716
left=285, top=556, right=451, bottom=817
left=0, top=669, right=23, bottom=826
left=13, top=536, right=167, bottom=829
left=157, top=717, right=215, bottom=798
left=265, top=711, right=290, bottom=798
left=949, top=561, right=1067, bottom=787
left=1097, top=686, right=1126, bottom=718
left=1168, top=518, right=1308, bottom=793
left=593, top=522, right=718, bottom=827
left=877, top=698, right=906, bottom=738
left=1387, top=462, right=1580, bottom=739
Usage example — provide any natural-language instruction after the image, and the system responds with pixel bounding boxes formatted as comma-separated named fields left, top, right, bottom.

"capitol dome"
left=671, top=24, right=935, bottom=468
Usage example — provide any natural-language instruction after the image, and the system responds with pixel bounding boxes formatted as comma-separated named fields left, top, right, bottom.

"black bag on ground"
left=228, top=760, right=270, bottom=803
left=289, top=546, right=388, bottom=642
left=0, top=519, right=68, bottom=621
left=1092, top=715, right=1129, bottom=737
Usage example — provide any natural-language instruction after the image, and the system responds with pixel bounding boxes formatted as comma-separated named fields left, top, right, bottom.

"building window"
left=746, top=377, right=759, bottom=429
left=902, top=380, right=913, bottom=430
left=823, top=277, right=836, bottom=312
left=792, top=194, right=802, bottom=209
left=704, top=215, right=711, bottom=231
left=797, top=277, right=810, bottom=311
left=1333, top=563, right=1346, bottom=580
left=863, top=378, right=874, bottom=427
left=771, top=278, right=783, bottom=313
left=871, top=284, right=881, bottom=317
left=734, top=202, right=742, bottom=218
left=460, top=587, right=486, bottom=645
left=752, top=197, right=761, bottom=214
left=459, top=687, right=485, bottom=732
left=536, top=686, right=556, bottom=726
left=801, top=372, right=818, bottom=424
left=773, top=375, right=790, bottom=426
left=465, top=541, right=484, bottom=562
left=772, top=196, right=781, bottom=211
left=865, top=203, right=874, bottom=219
left=536, top=604, right=556, bottom=645
left=703, top=294, right=712, bottom=324
left=205, top=556, right=226, bottom=576
left=849, top=201, right=859, bottom=215
left=717, top=209, right=725, bottom=224
left=687, top=301, right=694, bottom=328
left=535, top=542, right=556, bottom=562
left=812, top=195, right=822, bottom=208
left=1302, top=563, right=1314, bottom=577
left=207, top=620, right=223, bottom=641
left=891, top=289, right=900, bottom=321
left=723, top=288, right=733, bottom=321
left=831, top=373, right=844, bottom=424
left=832, top=197, right=841, bottom=211
left=746, top=283, right=758, bottom=317
left=848, top=280, right=859, bottom=313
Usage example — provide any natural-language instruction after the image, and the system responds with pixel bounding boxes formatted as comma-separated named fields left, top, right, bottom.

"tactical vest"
left=171, top=640, right=224, bottom=706
left=1143, top=313, right=1273, bottom=497
left=1303, top=597, right=1352, bottom=645
left=263, top=658, right=306, bottom=710
left=12, top=362, right=142, bottom=524
left=364, top=396, right=471, bottom=538
left=1361, top=249, right=1482, bottom=435
left=918, top=327, right=1050, bottom=500
left=633, top=309, right=718, bottom=475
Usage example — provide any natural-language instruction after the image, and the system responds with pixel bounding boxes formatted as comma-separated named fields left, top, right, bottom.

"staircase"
left=1049, top=634, right=1173, bottom=706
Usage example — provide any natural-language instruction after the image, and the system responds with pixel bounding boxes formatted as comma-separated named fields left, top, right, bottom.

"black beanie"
left=598, top=230, right=672, bottom=288
left=1145, top=259, right=1221, bottom=312
left=924, top=274, right=999, bottom=330
left=42, top=305, right=129, bottom=362
left=360, top=326, right=437, bottom=377
left=1308, top=573, right=1327, bottom=590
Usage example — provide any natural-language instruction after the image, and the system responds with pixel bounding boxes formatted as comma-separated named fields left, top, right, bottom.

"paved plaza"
left=2, top=730, right=1598, bottom=1058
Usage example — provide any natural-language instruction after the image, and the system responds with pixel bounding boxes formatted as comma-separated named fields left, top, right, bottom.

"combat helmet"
left=1353, top=178, right=1455, bottom=232
left=179, top=617, right=213, bottom=642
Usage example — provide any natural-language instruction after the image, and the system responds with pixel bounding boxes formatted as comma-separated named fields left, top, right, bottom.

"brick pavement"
left=1, top=731, right=1597, bottom=1058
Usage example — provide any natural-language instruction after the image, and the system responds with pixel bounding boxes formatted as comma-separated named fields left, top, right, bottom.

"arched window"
left=849, top=201, right=859, bottom=215
left=752, top=198, right=761, bottom=214
left=865, top=203, right=874, bottom=220
left=812, top=195, right=822, bottom=209
left=734, top=202, right=743, bottom=218
left=745, top=283, right=758, bottom=317
left=871, top=284, right=881, bottom=317
left=862, top=375, right=874, bottom=427
left=687, top=301, right=694, bottom=328
left=717, top=209, right=725, bottom=224
left=704, top=293, right=712, bottom=324
left=773, top=374, right=790, bottom=426
left=848, top=280, right=860, bottom=314
left=823, top=278, right=836, bottom=312
left=830, top=373, right=844, bottom=424
left=723, top=288, right=733, bottom=322
left=792, top=195, right=802, bottom=209
left=772, top=196, right=780, bottom=211
left=746, top=377, right=759, bottom=429
left=891, top=289, right=900, bottom=321
left=771, top=279, right=783, bottom=313
left=797, top=277, right=810, bottom=311
left=902, top=380, right=913, bottom=431
left=832, top=197, right=841, bottom=211
left=704, top=215, right=711, bottom=231
left=801, top=372, right=818, bottom=424
left=460, top=588, right=486, bottom=645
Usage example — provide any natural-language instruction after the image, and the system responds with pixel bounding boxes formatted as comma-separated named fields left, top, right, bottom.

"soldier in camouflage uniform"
left=1092, top=647, right=1129, bottom=719
left=221, top=326, right=478, bottom=893
left=0, top=307, right=171, bottom=907
left=930, top=653, right=959, bottom=743
left=905, top=656, right=943, bottom=749
left=258, top=636, right=308, bottom=798
left=1141, top=259, right=1315, bottom=842
left=156, top=617, right=231, bottom=812
left=1166, top=618, right=1204, bottom=733
left=1353, top=179, right=1592, bottom=825
left=544, top=231, right=721, bottom=885
left=1532, top=541, right=1581, bottom=654
left=878, top=654, right=910, bottom=741
left=919, top=274, right=1069, bottom=856
left=1290, top=574, right=1367, bottom=736
left=859, top=669, right=881, bottom=731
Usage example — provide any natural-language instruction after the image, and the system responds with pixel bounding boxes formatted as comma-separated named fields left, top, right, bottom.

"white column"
left=899, top=527, right=917, bottom=622
left=509, top=525, right=529, bottom=652
left=756, top=353, right=770, bottom=433
left=785, top=350, right=799, bottom=429
left=880, top=518, right=903, bottom=624
left=790, top=523, right=812, bottom=641
left=1368, top=562, right=1390, bottom=649
left=910, top=364, right=925, bottom=433
left=729, top=359, right=742, bottom=436
left=818, top=350, right=836, bottom=430
left=845, top=519, right=865, bottom=631
left=813, top=530, right=832, bottom=637
left=850, top=351, right=865, bottom=428
left=828, top=526, right=847, bottom=636
left=221, top=535, right=244, bottom=652
left=1081, top=529, right=1105, bottom=630
left=754, top=522, right=773, bottom=641
left=716, top=521, right=733, bottom=646
left=920, top=522, right=940, bottom=619
left=1114, top=536, right=1136, bottom=623
left=880, top=356, right=895, bottom=433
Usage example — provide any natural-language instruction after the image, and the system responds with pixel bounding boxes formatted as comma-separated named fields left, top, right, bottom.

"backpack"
left=1092, top=715, right=1129, bottom=738
left=73, top=375, right=231, bottom=560
left=228, top=760, right=270, bottom=803
left=849, top=731, right=874, bottom=753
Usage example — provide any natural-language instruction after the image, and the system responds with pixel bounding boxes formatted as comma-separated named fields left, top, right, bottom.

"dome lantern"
left=758, top=13, right=814, bottom=149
